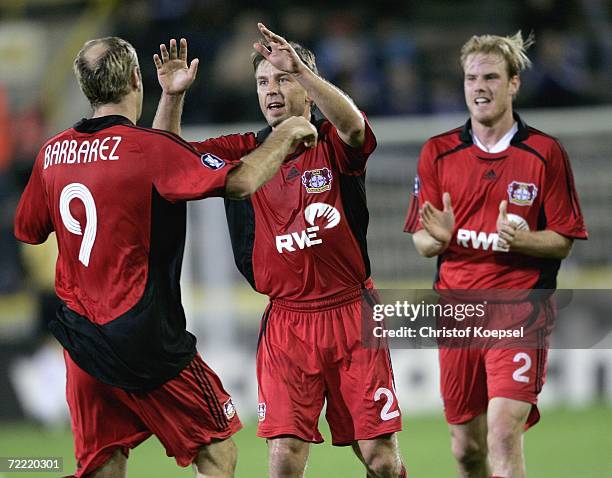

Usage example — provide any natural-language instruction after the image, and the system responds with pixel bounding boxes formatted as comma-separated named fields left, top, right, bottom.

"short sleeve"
left=147, top=131, right=239, bottom=202
left=327, top=112, right=377, bottom=175
left=14, top=153, right=54, bottom=244
left=190, top=134, right=251, bottom=163
left=403, top=140, right=441, bottom=233
left=542, top=141, right=588, bottom=239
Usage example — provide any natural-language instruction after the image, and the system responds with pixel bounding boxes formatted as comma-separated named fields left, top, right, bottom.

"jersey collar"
left=459, top=112, right=529, bottom=145
left=73, top=115, right=134, bottom=133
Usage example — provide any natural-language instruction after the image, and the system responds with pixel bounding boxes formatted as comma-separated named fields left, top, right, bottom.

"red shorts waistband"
left=271, top=278, right=374, bottom=312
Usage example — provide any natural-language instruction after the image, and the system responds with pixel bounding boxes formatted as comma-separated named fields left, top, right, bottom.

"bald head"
left=74, top=36, right=140, bottom=108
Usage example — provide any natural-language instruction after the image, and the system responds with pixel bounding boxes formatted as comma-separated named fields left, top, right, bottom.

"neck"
left=471, top=112, right=515, bottom=149
left=93, top=100, right=138, bottom=124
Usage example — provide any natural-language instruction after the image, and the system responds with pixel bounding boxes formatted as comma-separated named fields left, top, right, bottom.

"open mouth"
left=267, top=102, right=285, bottom=110
left=474, top=97, right=491, bottom=105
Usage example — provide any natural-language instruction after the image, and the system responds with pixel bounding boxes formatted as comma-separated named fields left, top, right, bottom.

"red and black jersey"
left=191, top=115, right=377, bottom=301
left=14, top=115, right=236, bottom=390
left=404, top=113, right=587, bottom=290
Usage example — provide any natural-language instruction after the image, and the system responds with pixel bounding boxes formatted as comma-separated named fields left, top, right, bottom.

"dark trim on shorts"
left=257, top=303, right=272, bottom=351
left=189, top=361, right=227, bottom=431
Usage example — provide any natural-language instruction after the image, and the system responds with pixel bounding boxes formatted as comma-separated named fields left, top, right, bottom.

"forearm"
left=509, top=230, right=573, bottom=259
left=293, top=67, right=365, bottom=146
left=225, top=131, right=292, bottom=200
left=152, top=92, right=184, bottom=135
left=413, top=229, right=448, bottom=258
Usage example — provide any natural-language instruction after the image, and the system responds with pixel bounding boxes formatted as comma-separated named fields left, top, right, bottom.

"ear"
left=132, top=66, right=142, bottom=91
left=509, top=75, right=520, bottom=97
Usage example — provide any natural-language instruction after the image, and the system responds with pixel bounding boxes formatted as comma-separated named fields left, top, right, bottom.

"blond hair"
left=74, top=37, right=139, bottom=108
left=460, top=31, right=535, bottom=78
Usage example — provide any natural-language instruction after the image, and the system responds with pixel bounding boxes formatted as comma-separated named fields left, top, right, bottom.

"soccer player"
left=154, top=25, right=407, bottom=478
left=404, top=32, right=587, bottom=478
left=14, top=36, right=317, bottom=478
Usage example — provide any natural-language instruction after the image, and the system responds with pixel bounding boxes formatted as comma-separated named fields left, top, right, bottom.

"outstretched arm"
left=152, top=38, right=199, bottom=135
left=255, top=23, right=365, bottom=147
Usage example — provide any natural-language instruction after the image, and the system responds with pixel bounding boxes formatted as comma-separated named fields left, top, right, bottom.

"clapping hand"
left=420, top=192, right=455, bottom=246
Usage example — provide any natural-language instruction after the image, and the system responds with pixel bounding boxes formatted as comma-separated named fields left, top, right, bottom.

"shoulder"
left=421, top=126, right=465, bottom=161
left=522, top=127, right=568, bottom=164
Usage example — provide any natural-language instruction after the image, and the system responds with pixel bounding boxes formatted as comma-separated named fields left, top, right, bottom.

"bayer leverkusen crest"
left=302, top=167, right=332, bottom=193
left=507, top=181, right=538, bottom=206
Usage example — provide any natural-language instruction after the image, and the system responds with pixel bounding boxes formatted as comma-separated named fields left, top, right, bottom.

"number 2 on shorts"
left=374, top=387, right=400, bottom=421
left=512, top=352, right=532, bottom=383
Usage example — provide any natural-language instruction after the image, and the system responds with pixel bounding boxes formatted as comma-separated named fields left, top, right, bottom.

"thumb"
left=442, top=192, right=453, bottom=213
left=499, top=200, right=508, bottom=219
left=189, top=58, right=199, bottom=79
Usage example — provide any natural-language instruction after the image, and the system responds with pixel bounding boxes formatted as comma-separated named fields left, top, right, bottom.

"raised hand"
left=496, top=200, right=517, bottom=251
left=420, top=192, right=455, bottom=245
left=154, top=38, right=199, bottom=96
left=253, top=23, right=305, bottom=74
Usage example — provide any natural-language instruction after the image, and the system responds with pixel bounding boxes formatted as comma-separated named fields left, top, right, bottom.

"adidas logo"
left=286, top=166, right=300, bottom=180
left=483, top=169, right=497, bottom=180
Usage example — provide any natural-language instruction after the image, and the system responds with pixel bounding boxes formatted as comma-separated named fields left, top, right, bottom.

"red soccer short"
left=439, top=298, right=554, bottom=429
left=64, top=351, right=242, bottom=477
left=256, top=282, right=402, bottom=445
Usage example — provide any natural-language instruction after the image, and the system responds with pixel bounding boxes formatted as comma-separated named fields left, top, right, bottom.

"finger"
left=499, top=200, right=508, bottom=219
left=153, top=54, right=162, bottom=69
left=442, top=192, right=452, bottom=213
left=253, top=42, right=271, bottom=59
left=169, top=39, right=178, bottom=60
left=188, top=58, right=199, bottom=79
left=160, top=44, right=169, bottom=62
left=179, top=38, right=187, bottom=61
left=497, top=238, right=509, bottom=250
left=258, top=22, right=286, bottom=44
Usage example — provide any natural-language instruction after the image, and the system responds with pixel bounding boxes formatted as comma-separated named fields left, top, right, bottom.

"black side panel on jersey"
left=224, top=198, right=256, bottom=289
left=339, top=173, right=371, bottom=278
left=531, top=205, right=561, bottom=289
left=49, top=188, right=196, bottom=392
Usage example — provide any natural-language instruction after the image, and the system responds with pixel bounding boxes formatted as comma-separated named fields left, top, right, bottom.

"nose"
left=266, top=79, right=280, bottom=95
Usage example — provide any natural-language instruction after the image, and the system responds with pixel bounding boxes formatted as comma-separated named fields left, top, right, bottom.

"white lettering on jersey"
left=43, top=137, right=122, bottom=169
left=275, top=203, right=340, bottom=253
left=457, top=214, right=529, bottom=252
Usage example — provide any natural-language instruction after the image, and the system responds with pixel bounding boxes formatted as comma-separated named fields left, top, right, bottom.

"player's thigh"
left=193, top=438, right=237, bottom=477
left=352, top=433, right=401, bottom=468
left=89, top=449, right=127, bottom=478
left=256, top=307, right=325, bottom=442
left=137, top=354, right=242, bottom=467
left=487, top=397, right=531, bottom=434
left=439, top=347, right=488, bottom=424
left=64, top=351, right=149, bottom=477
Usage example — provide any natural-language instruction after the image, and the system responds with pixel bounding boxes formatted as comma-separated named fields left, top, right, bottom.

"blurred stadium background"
left=0, top=0, right=611, bottom=476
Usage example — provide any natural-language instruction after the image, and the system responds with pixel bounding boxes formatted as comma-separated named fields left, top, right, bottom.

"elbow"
left=557, top=242, right=573, bottom=259
left=344, top=125, right=366, bottom=148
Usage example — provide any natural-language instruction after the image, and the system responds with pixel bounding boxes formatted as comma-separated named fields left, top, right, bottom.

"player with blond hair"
left=405, top=32, right=587, bottom=478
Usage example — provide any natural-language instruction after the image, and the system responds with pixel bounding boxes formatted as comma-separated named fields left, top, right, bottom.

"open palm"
left=154, top=38, right=199, bottom=95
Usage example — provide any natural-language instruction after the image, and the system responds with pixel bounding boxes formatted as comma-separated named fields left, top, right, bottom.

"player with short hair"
left=154, top=24, right=407, bottom=478
left=14, top=36, right=317, bottom=478
left=404, top=32, right=587, bottom=478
